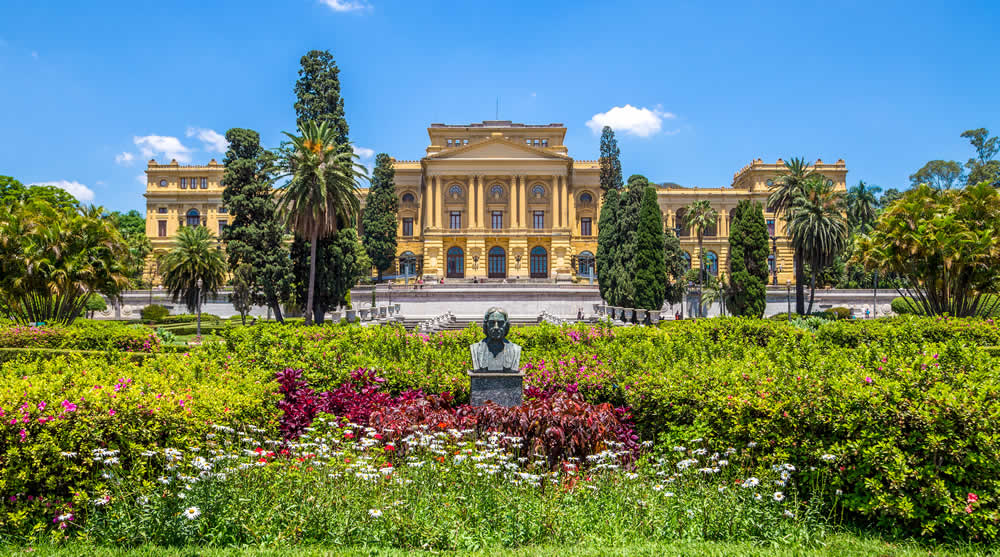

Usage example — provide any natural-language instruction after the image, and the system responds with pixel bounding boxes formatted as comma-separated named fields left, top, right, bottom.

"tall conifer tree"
left=222, top=127, right=292, bottom=322
left=290, top=49, right=368, bottom=318
left=596, top=188, right=620, bottom=303
left=632, top=185, right=667, bottom=311
left=599, top=126, right=624, bottom=196
left=362, top=153, right=398, bottom=281
left=663, top=229, right=688, bottom=313
left=726, top=200, right=769, bottom=317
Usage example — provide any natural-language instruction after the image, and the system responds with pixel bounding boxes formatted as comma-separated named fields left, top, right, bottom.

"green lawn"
left=10, top=534, right=987, bottom=557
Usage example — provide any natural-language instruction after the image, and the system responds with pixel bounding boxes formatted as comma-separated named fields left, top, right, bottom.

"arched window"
left=682, top=251, right=692, bottom=270
left=446, top=246, right=464, bottom=278
left=531, top=185, right=545, bottom=198
left=580, top=192, right=593, bottom=204
left=490, top=185, right=504, bottom=199
left=399, top=251, right=417, bottom=277
left=401, top=192, right=415, bottom=203
left=448, top=185, right=462, bottom=198
left=706, top=251, right=719, bottom=276
left=578, top=251, right=595, bottom=277
left=530, top=246, right=548, bottom=278
left=488, top=246, right=506, bottom=278
left=186, top=209, right=201, bottom=227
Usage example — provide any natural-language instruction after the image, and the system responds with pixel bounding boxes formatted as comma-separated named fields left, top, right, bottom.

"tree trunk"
left=794, top=246, right=806, bottom=315
left=306, top=229, right=319, bottom=325
left=269, top=294, right=284, bottom=324
left=807, top=259, right=817, bottom=315
left=377, top=268, right=383, bottom=283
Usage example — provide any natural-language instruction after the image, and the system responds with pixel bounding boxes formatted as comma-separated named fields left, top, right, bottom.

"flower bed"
left=0, top=321, right=161, bottom=352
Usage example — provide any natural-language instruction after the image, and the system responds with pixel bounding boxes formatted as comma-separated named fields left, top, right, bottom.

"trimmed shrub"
left=891, top=297, right=921, bottom=315
left=0, top=322, right=160, bottom=352
left=827, top=307, right=852, bottom=320
left=140, top=304, right=169, bottom=322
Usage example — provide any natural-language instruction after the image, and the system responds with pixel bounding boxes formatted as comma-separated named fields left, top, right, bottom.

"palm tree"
left=846, top=180, right=882, bottom=234
left=768, top=157, right=813, bottom=315
left=683, top=200, right=718, bottom=317
left=700, top=272, right=731, bottom=317
left=277, top=121, right=366, bottom=325
left=787, top=176, right=848, bottom=314
left=159, top=225, right=227, bottom=336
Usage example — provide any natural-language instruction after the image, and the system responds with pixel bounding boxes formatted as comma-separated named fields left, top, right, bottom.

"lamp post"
left=196, top=278, right=203, bottom=340
left=786, top=279, right=791, bottom=317
left=770, top=235, right=778, bottom=286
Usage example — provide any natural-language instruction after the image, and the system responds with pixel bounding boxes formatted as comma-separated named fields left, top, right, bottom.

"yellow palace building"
left=143, top=120, right=847, bottom=285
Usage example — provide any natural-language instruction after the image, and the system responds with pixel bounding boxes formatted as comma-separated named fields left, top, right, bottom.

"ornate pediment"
left=426, top=137, right=570, bottom=161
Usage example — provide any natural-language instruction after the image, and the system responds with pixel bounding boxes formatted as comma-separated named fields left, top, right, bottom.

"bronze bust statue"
left=470, top=307, right=522, bottom=373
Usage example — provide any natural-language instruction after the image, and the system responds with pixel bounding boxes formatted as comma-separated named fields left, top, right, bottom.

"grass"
left=11, top=534, right=989, bottom=556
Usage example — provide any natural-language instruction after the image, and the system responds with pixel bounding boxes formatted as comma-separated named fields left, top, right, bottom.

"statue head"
left=482, top=307, right=510, bottom=342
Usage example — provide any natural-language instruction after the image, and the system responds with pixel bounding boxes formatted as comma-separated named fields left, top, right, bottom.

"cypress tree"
left=599, top=126, right=624, bottom=195
left=632, top=185, right=667, bottom=310
left=596, top=188, right=620, bottom=303
left=291, top=228, right=370, bottom=323
left=362, top=153, right=399, bottom=281
left=222, top=128, right=292, bottom=322
left=291, top=49, right=361, bottom=316
left=727, top=200, right=769, bottom=317
left=663, top=228, right=687, bottom=311
left=610, top=175, right=648, bottom=307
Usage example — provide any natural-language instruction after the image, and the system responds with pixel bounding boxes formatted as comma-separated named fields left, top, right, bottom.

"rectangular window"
left=533, top=211, right=544, bottom=229
left=158, top=220, right=167, bottom=237
left=218, top=220, right=228, bottom=236
left=402, top=218, right=413, bottom=236
left=767, top=219, right=776, bottom=237
left=450, top=211, right=461, bottom=230
left=157, top=207, right=167, bottom=214
left=180, top=178, right=187, bottom=189
left=201, top=178, right=208, bottom=189
left=492, top=211, right=503, bottom=230
left=581, top=217, right=592, bottom=236
left=218, top=207, right=228, bottom=214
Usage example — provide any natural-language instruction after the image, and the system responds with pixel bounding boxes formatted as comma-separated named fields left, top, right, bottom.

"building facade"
left=144, top=121, right=848, bottom=286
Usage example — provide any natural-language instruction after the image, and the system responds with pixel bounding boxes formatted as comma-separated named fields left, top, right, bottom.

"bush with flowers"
left=0, top=321, right=160, bottom=353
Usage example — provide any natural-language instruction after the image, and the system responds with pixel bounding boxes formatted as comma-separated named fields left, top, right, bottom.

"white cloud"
left=320, top=0, right=370, bottom=12
left=353, top=146, right=375, bottom=160
left=135, top=174, right=148, bottom=185
left=134, top=135, right=193, bottom=163
left=186, top=127, right=229, bottom=153
left=115, top=151, right=135, bottom=166
left=585, top=104, right=677, bottom=138
left=28, top=180, right=95, bottom=202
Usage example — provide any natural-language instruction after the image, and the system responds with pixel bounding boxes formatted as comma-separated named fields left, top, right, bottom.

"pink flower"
left=966, top=505, right=973, bottom=514
left=864, top=377, right=873, bottom=384
left=968, top=493, right=979, bottom=503
left=18, top=429, right=27, bottom=442
left=108, top=409, right=116, bottom=416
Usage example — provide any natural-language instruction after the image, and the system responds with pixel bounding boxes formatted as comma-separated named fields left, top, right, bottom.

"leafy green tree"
left=84, top=293, right=107, bottom=319
left=221, top=127, right=292, bottom=323
left=1, top=176, right=80, bottom=209
left=787, top=176, right=848, bottom=314
left=230, top=263, right=254, bottom=326
left=768, top=157, right=813, bottom=314
left=109, top=209, right=152, bottom=286
left=701, top=272, right=731, bottom=317
left=599, top=126, right=623, bottom=196
left=596, top=188, right=620, bottom=304
left=158, top=225, right=228, bottom=316
left=855, top=182, right=1000, bottom=317
left=683, top=199, right=718, bottom=317
left=909, top=159, right=964, bottom=190
left=609, top=176, right=648, bottom=309
left=278, top=122, right=366, bottom=324
left=631, top=185, right=666, bottom=311
left=0, top=200, right=129, bottom=325
left=846, top=180, right=882, bottom=234
left=961, top=128, right=1000, bottom=187
left=727, top=200, right=769, bottom=317
left=880, top=188, right=905, bottom=210
left=291, top=228, right=370, bottom=322
left=294, top=50, right=351, bottom=155
left=362, top=153, right=399, bottom=281
left=663, top=229, right=688, bottom=313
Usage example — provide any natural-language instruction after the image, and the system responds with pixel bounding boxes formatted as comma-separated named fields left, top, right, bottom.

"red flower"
left=254, top=447, right=264, bottom=454
left=373, top=434, right=383, bottom=440
left=384, top=444, right=395, bottom=451
left=968, top=493, right=979, bottom=503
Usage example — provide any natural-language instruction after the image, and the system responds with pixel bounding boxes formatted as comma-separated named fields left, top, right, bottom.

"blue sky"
left=2, top=0, right=998, bottom=213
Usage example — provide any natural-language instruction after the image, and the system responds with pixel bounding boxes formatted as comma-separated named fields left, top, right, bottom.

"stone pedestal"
left=468, top=371, right=524, bottom=407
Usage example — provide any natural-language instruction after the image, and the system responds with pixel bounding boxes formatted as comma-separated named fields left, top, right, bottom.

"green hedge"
left=0, top=322, right=160, bottom=352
